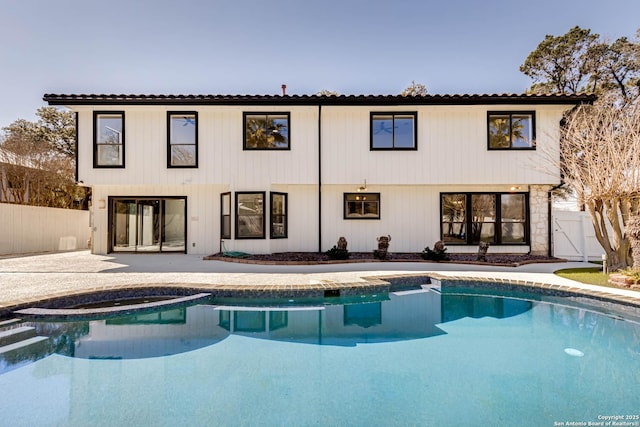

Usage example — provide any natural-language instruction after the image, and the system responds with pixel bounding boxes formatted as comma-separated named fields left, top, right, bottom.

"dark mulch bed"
left=208, top=251, right=560, bottom=264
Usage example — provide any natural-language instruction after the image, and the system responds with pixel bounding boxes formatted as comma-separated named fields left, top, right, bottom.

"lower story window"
left=110, top=197, right=186, bottom=253
left=270, top=192, right=287, bottom=238
left=344, top=193, right=380, bottom=219
left=236, top=192, right=265, bottom=239
left=221, top=192, right=231, bottom=239
left=441, top=192, right=528, bottom=244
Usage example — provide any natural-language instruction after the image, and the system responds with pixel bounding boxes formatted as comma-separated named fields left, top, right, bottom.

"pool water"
left=1, top=287, right=639, bottom=426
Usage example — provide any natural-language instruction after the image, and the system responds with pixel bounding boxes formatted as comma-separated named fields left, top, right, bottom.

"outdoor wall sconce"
left=357, top=179, right=368, bottom=192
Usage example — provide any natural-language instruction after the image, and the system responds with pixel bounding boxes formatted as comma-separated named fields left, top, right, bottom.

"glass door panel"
left=162, top=199, right=185, bottom=252
left=113, top=200, right=137, bottom=252
left=137, top=200, right=160, bottom=252
left=111, top=198, right=185, bottom=253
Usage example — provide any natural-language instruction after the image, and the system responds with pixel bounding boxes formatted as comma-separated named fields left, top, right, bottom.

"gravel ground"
left=208, top=251, right=559, bottom=264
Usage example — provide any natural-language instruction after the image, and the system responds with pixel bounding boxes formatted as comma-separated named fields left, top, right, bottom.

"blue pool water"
left=1, top=287, right=639, bottom=426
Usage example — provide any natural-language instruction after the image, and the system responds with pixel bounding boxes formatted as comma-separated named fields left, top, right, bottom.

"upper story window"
left=94, top=111, right=124, bottom=167
left=370, top=112, right=417, bottom=150
left=167, top=112, right=198, bottom=167
left=344, top=193, right=380, bottom=219
left=487, top=112, right=535, bottom=150
left=243, top=112, right=290, bottom=150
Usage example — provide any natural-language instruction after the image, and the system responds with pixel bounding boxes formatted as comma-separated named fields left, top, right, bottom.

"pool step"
left=0, top=318, right=22, bottom=328
left=0, top=326, right=37, bottom=347
left=0, top=336, right=50, bottom=359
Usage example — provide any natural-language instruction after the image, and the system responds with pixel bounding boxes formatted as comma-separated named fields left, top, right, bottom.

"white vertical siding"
left=321, top=105, right=564, bottom=186
left=74, top=102, right=572, bottom=255
left=76, top=106, right=319, bottom=187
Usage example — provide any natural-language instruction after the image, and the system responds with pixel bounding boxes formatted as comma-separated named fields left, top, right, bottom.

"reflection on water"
left=3, top=287, right=638, bottom=372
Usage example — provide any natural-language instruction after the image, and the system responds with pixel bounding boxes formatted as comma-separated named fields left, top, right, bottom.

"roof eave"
left=43, top=93, right=597, bottom=107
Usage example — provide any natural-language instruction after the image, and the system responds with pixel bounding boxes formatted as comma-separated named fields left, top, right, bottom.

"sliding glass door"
left=111, top=197, right=186, bottom=253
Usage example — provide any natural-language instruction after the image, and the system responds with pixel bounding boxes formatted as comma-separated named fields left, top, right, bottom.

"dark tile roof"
left=43, top=93, right=596, bottom=106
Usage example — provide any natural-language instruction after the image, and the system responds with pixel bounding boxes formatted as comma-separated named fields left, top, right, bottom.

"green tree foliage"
left=401, top=81, right=428, bottom=96
left=3, top=107, right=75, bottom=156
left=525, top=27, right=640, bottom=268
left=316, top=89, right=339, bottom=96
left=1, top=107, right=85, bottom=209
left=520, top=26, right=640, bottom=104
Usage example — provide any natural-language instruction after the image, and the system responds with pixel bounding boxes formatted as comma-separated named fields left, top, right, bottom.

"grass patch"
left=555, top=267, right=611, bottom=287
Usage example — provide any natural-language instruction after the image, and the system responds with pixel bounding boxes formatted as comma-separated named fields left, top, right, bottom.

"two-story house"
left=43, top=93, right=594, bottom=256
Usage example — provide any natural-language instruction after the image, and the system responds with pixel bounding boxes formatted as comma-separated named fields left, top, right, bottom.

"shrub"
left=421, top=246, right=450, bottom=261
left=326, top=245, right=350, bottom=260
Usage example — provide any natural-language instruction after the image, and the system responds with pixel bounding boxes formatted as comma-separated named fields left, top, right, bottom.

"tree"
left=557, top=102, right=640, bottom=269
left=520, top=26, right=640, bottom=103
left=401, top=81, right=428, bottom=96
left=520, top=26, right=599, bottom=94
left=3, top=107, right=75, bottom=156
left=524, top=27, right=640, bottom=268
left=1, top=107, right=84, bottom=209
left=316, top=89, right=339, bottom=96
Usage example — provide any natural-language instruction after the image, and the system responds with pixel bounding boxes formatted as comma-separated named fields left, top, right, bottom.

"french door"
left=110, top=197, right=186, bottom=253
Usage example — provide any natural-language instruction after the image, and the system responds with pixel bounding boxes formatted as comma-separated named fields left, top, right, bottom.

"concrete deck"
left=1, top=251, right=639, bottom=315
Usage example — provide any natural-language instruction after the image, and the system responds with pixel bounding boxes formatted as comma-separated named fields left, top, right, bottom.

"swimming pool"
left=1, top=283, right=639, bottom=426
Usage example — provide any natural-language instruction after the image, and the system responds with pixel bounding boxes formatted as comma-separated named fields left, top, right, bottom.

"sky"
left=1, top=0, right=639, bottom=129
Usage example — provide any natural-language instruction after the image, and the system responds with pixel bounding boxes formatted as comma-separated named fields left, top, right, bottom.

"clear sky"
left=1, top=0, right=638, bottom=128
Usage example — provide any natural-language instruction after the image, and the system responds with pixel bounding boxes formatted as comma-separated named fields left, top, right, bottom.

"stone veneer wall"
left=529, top=185, right=552, bottom=256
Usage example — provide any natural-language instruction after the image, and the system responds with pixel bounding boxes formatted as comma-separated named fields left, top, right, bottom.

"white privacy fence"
left=0, top=203, right=90, bottom=255
left=552, top=209, right=606, bottom=262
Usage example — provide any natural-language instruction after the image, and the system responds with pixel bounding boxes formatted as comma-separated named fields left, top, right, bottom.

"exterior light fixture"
left=510, top=186, right=521, bottom=191
left=357, top=179, right=367, bottom=192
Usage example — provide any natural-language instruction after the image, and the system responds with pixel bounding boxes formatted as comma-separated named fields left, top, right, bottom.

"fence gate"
left=552, top=209, right=605, bottom=262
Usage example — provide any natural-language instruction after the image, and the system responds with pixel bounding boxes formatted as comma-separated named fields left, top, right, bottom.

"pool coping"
left=3, top=272, right=640, bottom=320
left=13, top=292, right=213, bottom=319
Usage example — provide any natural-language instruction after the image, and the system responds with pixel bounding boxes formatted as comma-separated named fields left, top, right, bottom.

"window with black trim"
left=371, top=112, right=416, bottom=150
left=236, top=192, right=265, bottom=238
left=94, top=111, right=124, bottom=167
left=344, top=193, right=380, bottom=219
left=221, top=192, right=231, bottom=239
left=441, top=192, right=528, bottom=244
left=167, top=112, right=198, bottom=167
left=488, top=112, right=535, bottom=149
left=244, top=112, right=290, bottom=149
left=270, top=192, right=287, bottom=238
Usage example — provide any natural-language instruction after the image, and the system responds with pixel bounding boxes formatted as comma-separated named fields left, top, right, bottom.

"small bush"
left=618, top=267, right=640, bottom=284
left=326, top=246, right=350, bottom=260
left=421, top=246, right=450, bottom=261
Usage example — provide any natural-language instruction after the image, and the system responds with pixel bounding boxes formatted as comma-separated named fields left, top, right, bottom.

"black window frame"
left=167, top=111, right=198, bottom=168
left=270, top=192, right=288, bottom=239
left=107, top=196, right=187, bottom=254
left=235, top=191, right=266, bottom=239
left=487, top=111, right=536, bottom=150
left=440, top=192, right=530, bottom=245
left=370, top=112, right=418, bottom=150
left=220, top=192, right=232, bottom=239
left=93, top=111, right=125, bottom=168
left=343, top=193, right=381, bottom=220
left=243, top=112, right=291, bottom=150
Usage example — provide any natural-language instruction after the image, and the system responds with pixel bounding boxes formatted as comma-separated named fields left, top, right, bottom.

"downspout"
left=318, top=104, right=322, bottom=253
left=548, top=182, right=564, bottom=258
left=74, top=112, right=79, bottom=183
